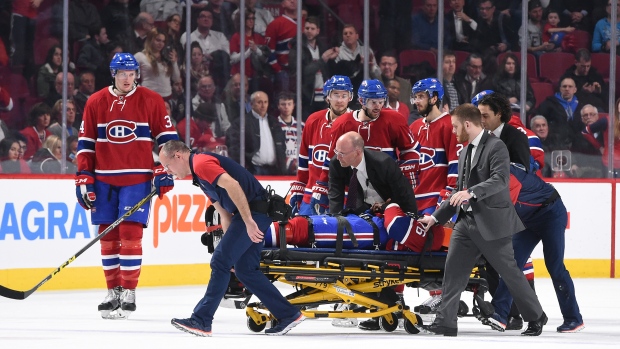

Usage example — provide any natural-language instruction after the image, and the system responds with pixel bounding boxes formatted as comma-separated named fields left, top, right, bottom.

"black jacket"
left=328, top=149, right=417, bottom=215
left=226, top=112, right=287, bottom=175
left=535, top=95, right=587, bottom=152
left=561, top=65, right=608, bottom=112
left=499, top=123, right=531, bottom=173
left=454, top=72, right=494, bottom=102
left=492, top=75, right=536, bottom=111
left=288, top=36, right=331, bottom=107
left=444, top=11, right=476, bottom=51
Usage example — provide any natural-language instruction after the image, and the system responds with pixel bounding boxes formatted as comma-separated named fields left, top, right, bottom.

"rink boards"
left=0, top=177, right=617, bottom=291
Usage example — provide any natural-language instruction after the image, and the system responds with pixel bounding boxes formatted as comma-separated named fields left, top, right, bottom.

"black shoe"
left=358, top=317, right=380, bottom=331
left=506, top=316, right=524, bottom=330
left=556, top=320, right=585, bottom=333
left=422, top=323, right=458, bottom=337
left=521, top=312, right=548, bottom=336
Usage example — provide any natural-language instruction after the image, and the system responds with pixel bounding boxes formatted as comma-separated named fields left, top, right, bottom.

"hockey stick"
left=0, top=189, right=157, bottom=300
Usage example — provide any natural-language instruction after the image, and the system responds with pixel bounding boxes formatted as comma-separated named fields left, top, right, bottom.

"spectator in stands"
left=530, top=115, right=556, bottom=177
left=191, top=76, right=231, bottom=134
left=561, top=1, right=592, bottom=32
left=37, top=45, right=75, bottom=99
left=30, top=134, right=76, bottom=174
left=411, top=0, right=439, bottom=52
left=471, top=0, right=517, bottom=70
left=230, top=8, right=267, bottom=90
left=226, top=90, right=286, bottom=175
left=135, top=28, right=181, bottom=100
left=180, top=41, right=210, bottom=97
left=441, top=51, right=465, bottom=112
left=535, top=77, right=586, bottom=152
left=176, top=101, right=225, bottom=151
left=169, top=79, right=187, bottom=122
left=48, top=99, right=79, bottom=139
left=332, top=24, right=381, bottom=93
left=264, top=0, right=299, bottom=94
left=180, top=9, right=230, bottom=90
left=379, top=51, right=412, bottom=113
left=542, top=9, right=575, bottom=51
left=276, top=91, right=302, bottom=175
left=0, top=84, right=12, bottom=137
left=289, top=16, right=335, bottom=119
left=77, top=26, right=111, bottom=90
left=10, top=0, right=41, bottom=77
left=492, top=53, right=536, bottom=112
left=384, top=79, right=409, bottom=121
left=117, top=12, right=155, bottom=54
left=11, top=131, right=28, bottom=161
left=165, top=14, right=184, bottom=61
left=74, top=71, right=95, bottom=127
left=0, top=137, right=31, bottom=174
left=592, top=1, right=620, bottom=53
left=580, top=104, right=604, bottom=150
left=561, top=49, right=608, bottom=111
left=54, top=0, right=102, bottom=44
left=566, top=104, right=605, bottom=178
left=521, top=0, right=555, bottom=57
left=19, top=102, right=52, bottom=161
left=207, top=0, right=235, bottom=39
left=140, top=0, right=181, bottom=22
left=102, top=0, right=138, bottom=43
left=66, top=135, right=78, bottom=167
left=45, top=72, right=76, bottom=109
left=445, top=0, right=477, bottom=52
left=223, top=73, right=251, bottom=124
left=455, top=53, right=493, bottom=101
left=232, top=0, right=274, bottom=36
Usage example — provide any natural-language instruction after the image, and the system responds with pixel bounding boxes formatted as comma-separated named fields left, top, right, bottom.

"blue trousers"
left=492, top=199, right=582, bottom=324
left=190, top=211, right=299, bottom=328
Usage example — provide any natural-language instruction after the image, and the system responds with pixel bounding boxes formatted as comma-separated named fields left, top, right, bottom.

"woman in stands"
left=229, top=8, right=266, bottom=93
left=30, top=134, right=76, bottom=174
left=134, top=28, right=181, bottom=100
left=180, top=41, right=210, bottom=97
left=36, top=45, right=75, bottom=99
left=492, top=53, right=536, bottom=112
left=0, top=137, right=30, bottom=174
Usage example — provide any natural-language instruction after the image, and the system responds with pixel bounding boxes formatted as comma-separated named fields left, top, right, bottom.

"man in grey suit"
left=418, top=103, right=547, bottom=337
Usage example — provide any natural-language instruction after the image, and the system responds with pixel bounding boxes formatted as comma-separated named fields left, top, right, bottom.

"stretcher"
left=203, top=206, right=493, bottom=334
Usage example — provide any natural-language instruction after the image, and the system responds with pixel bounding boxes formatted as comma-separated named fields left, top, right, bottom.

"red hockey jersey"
left=409, top=112, right=462, bottom=211
left=509, top=114, right=545, bottom=171
left=77, top=86, right=179, bottom=186
left=296, top=109, right=339, bottom=204
left=316, top=109, right=419, bottom=185
left=264, top=15, right=297, bottom=72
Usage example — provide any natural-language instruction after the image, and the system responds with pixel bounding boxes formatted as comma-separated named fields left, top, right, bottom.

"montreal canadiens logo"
left=312, top=144, right=329, bottom=167
left=106, top=120, right=137, bottom=143
left=419, top=147, right=436, bottom=170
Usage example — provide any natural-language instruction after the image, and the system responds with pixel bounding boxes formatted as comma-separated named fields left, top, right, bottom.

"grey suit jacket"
left=433, top=131, right=525, bottom=241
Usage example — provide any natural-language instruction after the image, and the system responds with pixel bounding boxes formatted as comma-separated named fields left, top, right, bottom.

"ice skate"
left=117, top=288, right=136, bottom=319
left=98, top=286, right=122, bottom=319
left=331, top=303, right=358, bottom=327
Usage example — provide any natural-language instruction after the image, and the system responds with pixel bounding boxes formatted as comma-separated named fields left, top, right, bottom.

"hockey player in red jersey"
left=310, top=79, right=419, bottom=215
left=289, top=75, right=353, bottom=216
left=471, top=90, right=544, bottom=173
left=410, top=78, right=461, bottom=214
left=75, top=53, right=179, bottom=319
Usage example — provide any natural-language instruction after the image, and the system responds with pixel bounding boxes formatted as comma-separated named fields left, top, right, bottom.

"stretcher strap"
left=278, top=220, right=288, bottom=258
left=358, top=213, right=381, bottom=250
left=334, top=215, right=358, bottom=256
left=304, top=216, right=315, bottom=247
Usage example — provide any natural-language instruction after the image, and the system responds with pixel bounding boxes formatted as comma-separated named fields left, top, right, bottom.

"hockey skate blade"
left=100, top=310, right=127, bottom=320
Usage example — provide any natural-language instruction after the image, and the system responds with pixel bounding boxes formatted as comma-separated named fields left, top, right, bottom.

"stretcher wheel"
left=404, top=314, right=423, bottom=335
left=247, top=316, right=267, bottom=332
left=378, top=313, right=399, bottom=332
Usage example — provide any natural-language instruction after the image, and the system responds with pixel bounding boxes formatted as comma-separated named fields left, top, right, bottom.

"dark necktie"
left=461, top=144, right=474, bottom=210
left=345, top=168, right=359, bottom=210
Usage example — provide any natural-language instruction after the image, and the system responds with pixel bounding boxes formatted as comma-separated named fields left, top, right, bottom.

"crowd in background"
left=1, top=0, right=620, bottom=178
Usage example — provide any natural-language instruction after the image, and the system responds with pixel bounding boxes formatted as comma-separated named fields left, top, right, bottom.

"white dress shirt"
left=251, top=111, right=276, bottom=166
left=353, top=154, right=383, bottom=206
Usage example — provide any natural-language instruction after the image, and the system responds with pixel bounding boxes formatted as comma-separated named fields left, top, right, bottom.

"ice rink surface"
left=1, top=278, right=618, bottom=349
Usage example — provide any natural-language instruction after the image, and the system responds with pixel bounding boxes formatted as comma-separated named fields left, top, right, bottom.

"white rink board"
left=530, top=182, right=612, bottom=260
left=0, top=179, right=290, bottom=270
left=0, top=179, right=614, bottom=270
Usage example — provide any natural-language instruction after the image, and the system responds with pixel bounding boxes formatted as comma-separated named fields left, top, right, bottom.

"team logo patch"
left=311, top=144, right=329, bottom=167
left=106, top=120, right=137, bottom=143
left=419, top=147, right=437, bottom=170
